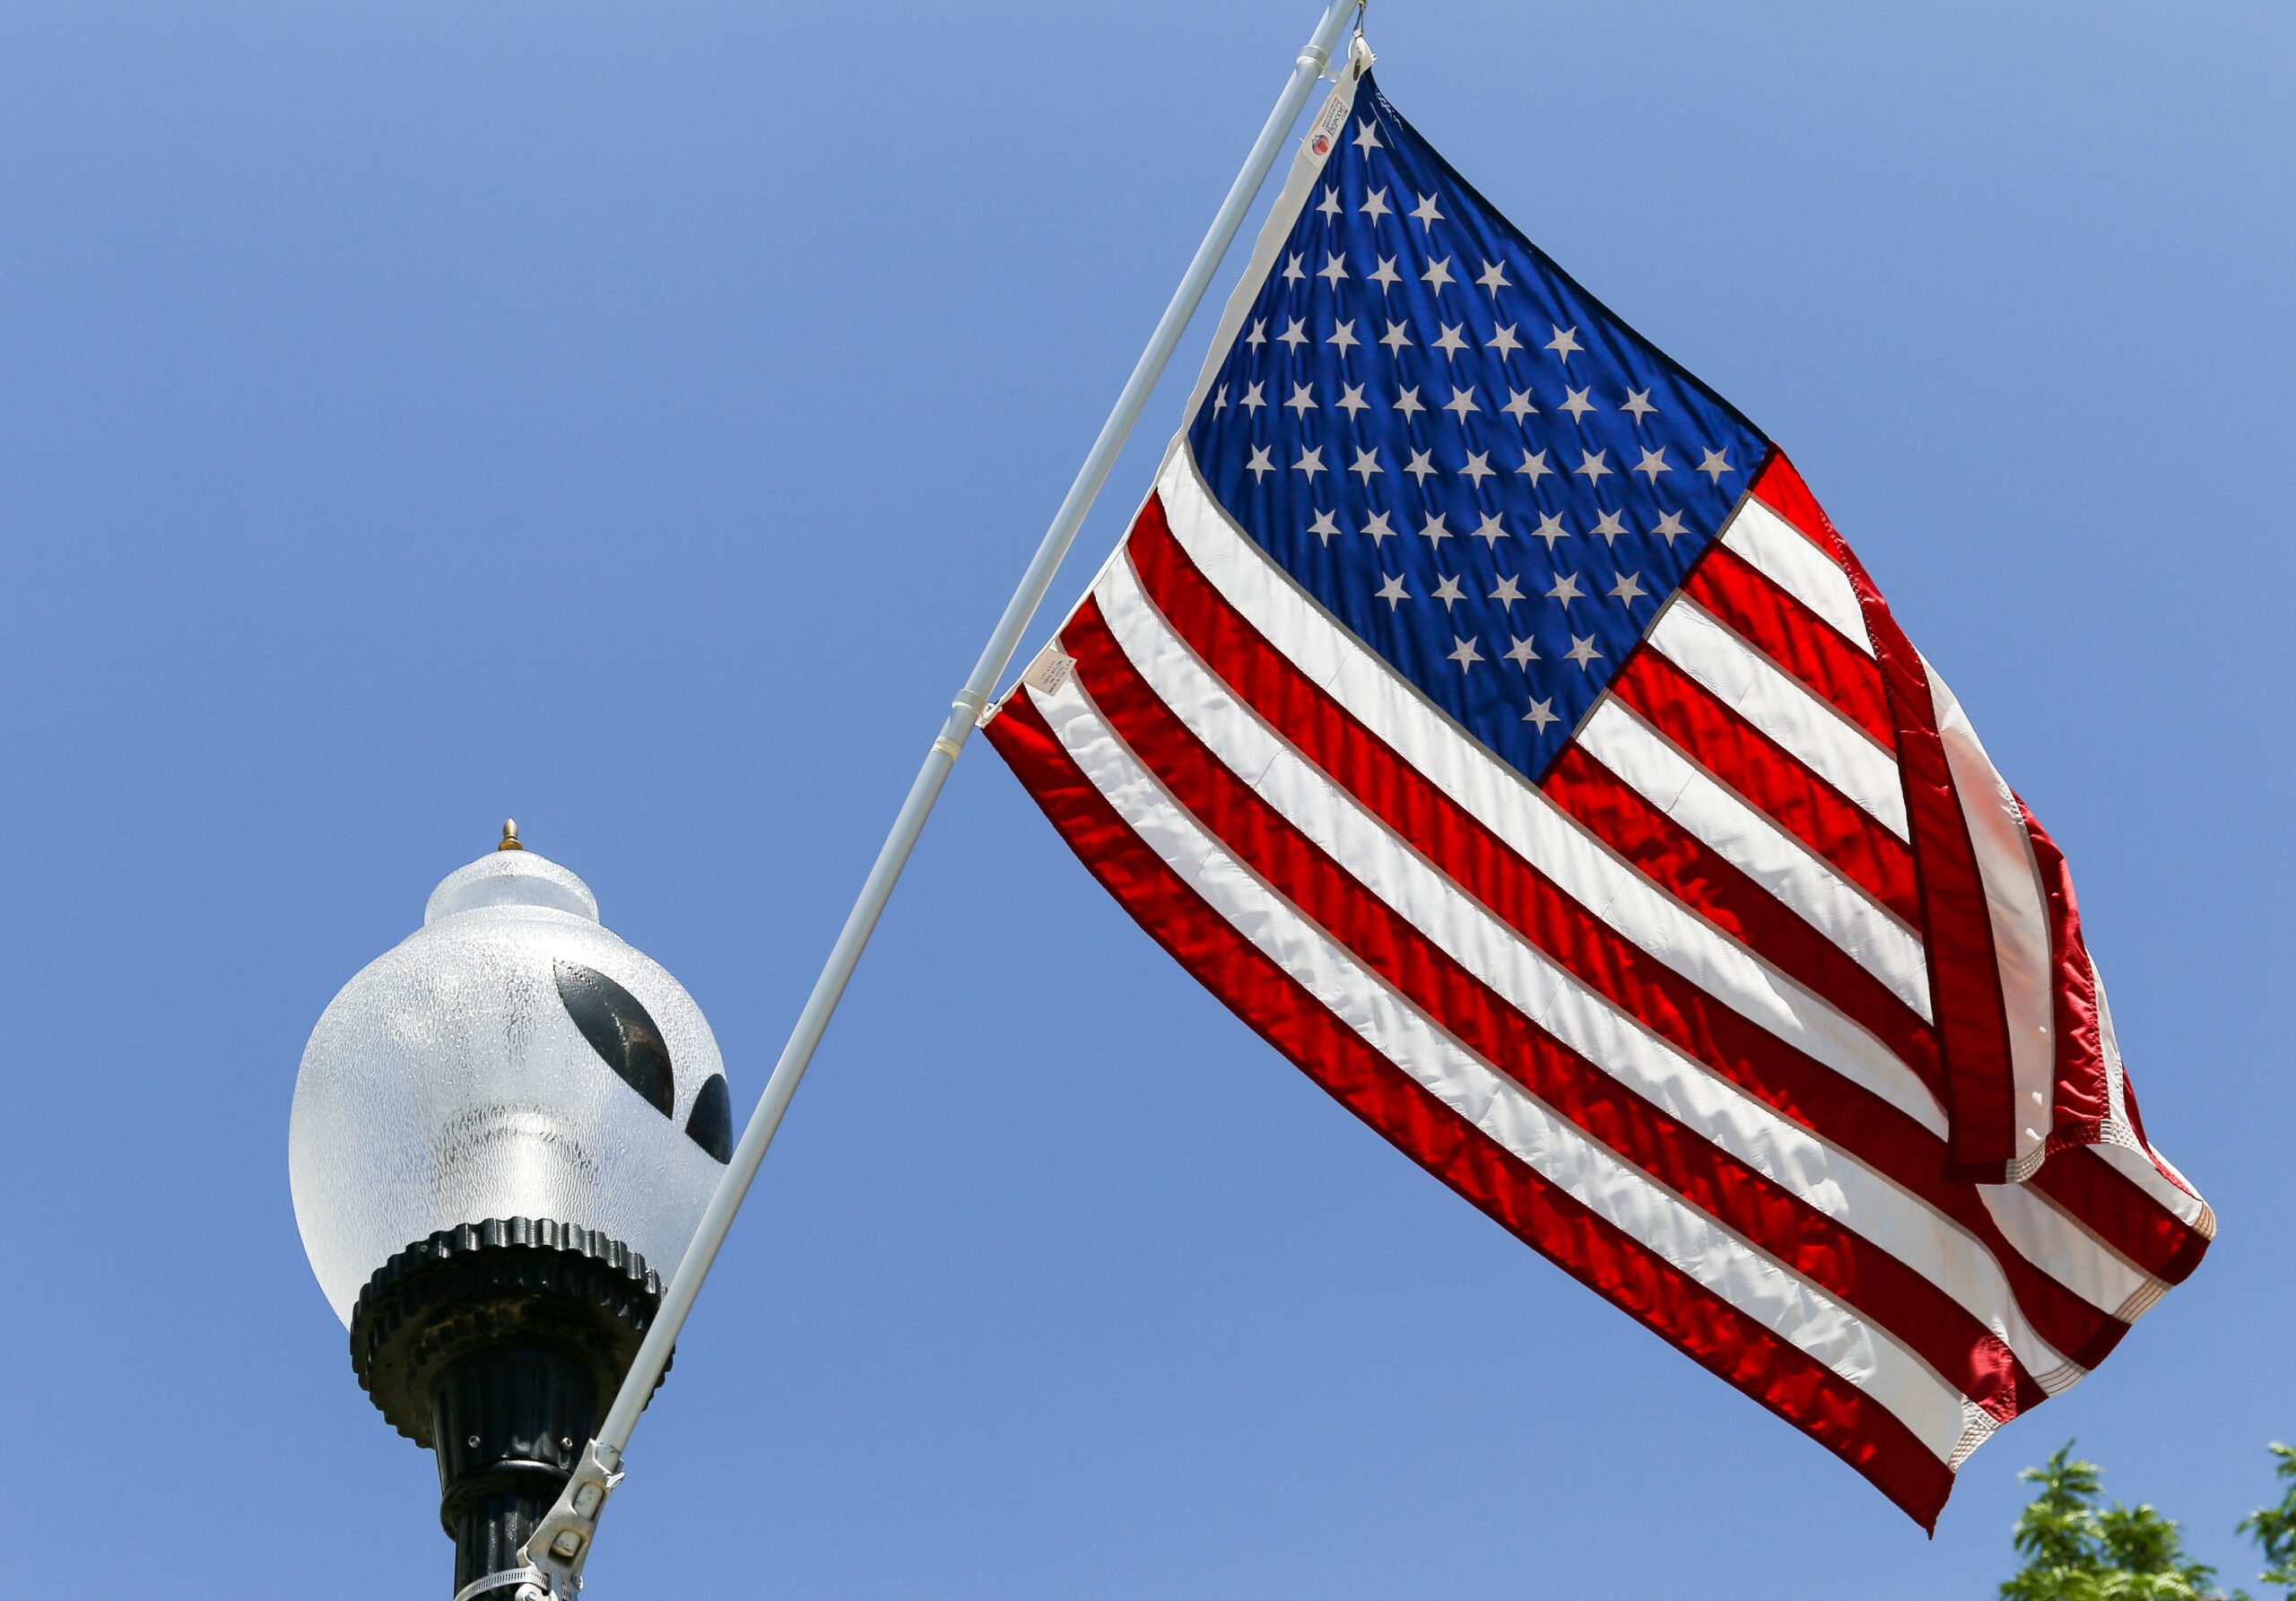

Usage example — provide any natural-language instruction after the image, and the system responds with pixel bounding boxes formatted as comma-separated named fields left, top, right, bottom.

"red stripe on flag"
left=2008, top=795, right=2205, bottom=1238
left=1682, top=544, right=1895, bottom=745
left=1119, top=504, right=2129, bottom=1368
left=1539, top=743, right=1941, bottom=1082
left=1747, top=457, right=2206, bottom=1273
left=2008, top=807, right=2209, bottom=1278
left=1749, top=454, right=2019, bottom=1180
left=1066, top=589, right=2049, bottom=1420
left=2098, top=1073, right=2211, bottom=1266
left=1542, top=753, right=2177, bottom=1351
left=2030, top=1150, right=2210, bottom=1288
left=985, top=684, right=1960, bottom=1528
left=2018, top=799, right=2109, bottom=1151
left=1611, top=647, right=1920, bottom=924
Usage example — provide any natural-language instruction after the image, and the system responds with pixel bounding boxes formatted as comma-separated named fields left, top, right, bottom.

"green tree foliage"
left=2007, top=1445, right=2109, bottom=1599
left=2237, top=1443, right=2296, bottom=1597
left=2003, top=1443, right=2223, bottom=1601
left=2094, top=1502, right=2223, bottom=1600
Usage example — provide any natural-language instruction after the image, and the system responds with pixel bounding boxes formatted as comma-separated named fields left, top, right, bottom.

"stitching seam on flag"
left=1178, top=68, right=1360, bottom=419
left=1947, top=1409, right=2001, bottom=1473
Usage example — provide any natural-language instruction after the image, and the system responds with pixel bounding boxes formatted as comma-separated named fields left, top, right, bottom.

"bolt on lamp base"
left=432, top=1339, right=602, bottom=1595
left=348, top=1219, right=671, bottom=1598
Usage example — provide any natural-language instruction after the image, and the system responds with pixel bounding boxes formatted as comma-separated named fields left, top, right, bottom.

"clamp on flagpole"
left=517, top=1, right=1368, bottom=1592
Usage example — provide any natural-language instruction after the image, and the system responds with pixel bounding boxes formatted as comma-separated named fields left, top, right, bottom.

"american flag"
left=982, top=59, right=2211, bottom=1526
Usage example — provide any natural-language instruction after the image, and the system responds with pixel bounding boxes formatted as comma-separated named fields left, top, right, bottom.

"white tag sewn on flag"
left=1020, top=643, right=1075, bottom=696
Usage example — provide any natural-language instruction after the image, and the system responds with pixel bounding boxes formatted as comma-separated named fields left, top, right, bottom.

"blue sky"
left=2, top=4, right=2290, bottom=1596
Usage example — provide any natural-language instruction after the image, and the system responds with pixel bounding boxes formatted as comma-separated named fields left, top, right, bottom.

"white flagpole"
left=517, top=2, right=1364, bottom=1590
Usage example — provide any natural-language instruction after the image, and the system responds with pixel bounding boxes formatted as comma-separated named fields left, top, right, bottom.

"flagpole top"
left=499, top=819, right=522, bottom=852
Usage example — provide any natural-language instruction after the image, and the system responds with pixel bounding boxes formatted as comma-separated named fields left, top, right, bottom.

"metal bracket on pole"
left=515, top=1, right=1365, bottom=1592
left=515, top=1440, right=623, bottom=1598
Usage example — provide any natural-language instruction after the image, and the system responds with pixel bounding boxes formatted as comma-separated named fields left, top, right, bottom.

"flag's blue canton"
left=1187, top=76, right=1769, bottom=782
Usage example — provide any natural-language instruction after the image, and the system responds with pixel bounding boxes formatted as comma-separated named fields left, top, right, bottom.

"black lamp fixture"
left=290, top=824, right=734, bottom=1597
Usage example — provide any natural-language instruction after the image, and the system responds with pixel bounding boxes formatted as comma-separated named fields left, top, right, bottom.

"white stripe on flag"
left=1576, top=698, right=1932, bottom=1017
left=2089, top=973, right=2208, bottom=1222
left=1027, top=661, right=1976, bottom=1464
left=1921, top=658, right=2057, bottom=1169
left=1976, top=1181, right=2155, bottom=1321
left=1095, top=553, right=2080, bottom=1382
left=1649, top=599, right=1910, bottom=840
left=1153, top=448, right=2159, bottom=1322
left=1154, top=448, right=1949, bottom=1135
left=1719, top=496, right=1874, bottom=651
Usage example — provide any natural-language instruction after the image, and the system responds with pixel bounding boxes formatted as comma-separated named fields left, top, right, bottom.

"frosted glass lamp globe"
left=289, top=841, right=731, bottom=1325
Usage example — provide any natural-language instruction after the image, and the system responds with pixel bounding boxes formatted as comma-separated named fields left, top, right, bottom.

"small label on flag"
left=1306, top=92, right=1348, bottom=159
left=1020, top=644, right=1074, bottom=697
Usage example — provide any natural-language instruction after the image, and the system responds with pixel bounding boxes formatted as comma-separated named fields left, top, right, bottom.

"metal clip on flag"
left=514, top=3, right=1370, bottom=1594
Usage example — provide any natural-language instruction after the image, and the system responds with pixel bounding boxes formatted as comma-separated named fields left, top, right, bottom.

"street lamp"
left=291, top=823, right=732, bottom=1598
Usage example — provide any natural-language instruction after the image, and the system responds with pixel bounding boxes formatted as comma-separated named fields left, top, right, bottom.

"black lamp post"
left=290, top=827, right=735, bottom=1597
